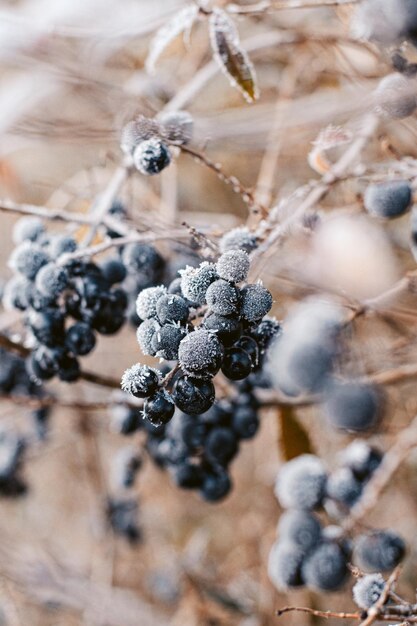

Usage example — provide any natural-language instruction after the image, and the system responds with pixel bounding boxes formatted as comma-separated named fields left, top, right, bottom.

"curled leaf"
left=209, top=8, right=259, bottom=103
left=278, top=405, right=312, bottom=461
left=145, top=5, right=199, bottom=74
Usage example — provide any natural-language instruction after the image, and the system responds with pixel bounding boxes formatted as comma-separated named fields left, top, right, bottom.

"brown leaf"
left=209, top=9, right=259, bottom=103
left=278, top=405, right=312, bottom=461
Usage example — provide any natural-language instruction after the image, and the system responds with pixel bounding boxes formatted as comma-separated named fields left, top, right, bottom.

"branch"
left=229, top=0, right=358, bottom=14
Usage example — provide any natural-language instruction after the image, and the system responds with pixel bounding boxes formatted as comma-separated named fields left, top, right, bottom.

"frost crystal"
left=121, top=364, right=160, bottom=397
left=216, top=250, right=250, bottom=283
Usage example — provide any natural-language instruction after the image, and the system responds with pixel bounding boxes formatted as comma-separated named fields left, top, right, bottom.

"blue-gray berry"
left=2, top=275, right=33, bottom=310
left=302, top=541, right=348, bottom=591
left=35, top=263, right=69, bottom=298
left=353, top=574, right=385, bottom=610
left=216, top=250, right=250, bottom=283
left=178, top=329, right=223, bottom=378
left=9, top=242, right=49, bottom=280
left=179, top=262, right=218, bottom=305
left=277, top=510, right=322, bottom=554
left=354, top=531, right=406, bottom=572
left=324, top=381, right=382, bottom=433
left=48, top=235, right=77, bottom=259
left=136, top=286, right=167, bottom=320
left=326, top=467, right=363, bottom=508
left=133, top=138, right=171, bottom=175
left=121, top=364, right=160, bottom=398
left=152, top=324, right=186, bottom=360
left=156, top=294, right=189, bottom=325
left=219, top=226, right=257, bottom=254
left=240, top=283, right=273, bottom=322
left=364, top=180, right=412, bottom=219
left=205, top=279, right=239, bottom=316
left=12, top=216, right=44, bottom=244
left=136, top=318, right=161, bottom=356
left=268, top=541, right=305, bottom=590
left=275, top=454, right=328, bottom=510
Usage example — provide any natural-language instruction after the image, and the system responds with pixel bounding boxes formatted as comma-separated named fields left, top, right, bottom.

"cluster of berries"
left=3, top=217, right=128, bottom=383
left=121, top=111, right=193, bottom=176
left=269, top=441, right=405, bottom=592
left=121, top=248, right=275, bottom=428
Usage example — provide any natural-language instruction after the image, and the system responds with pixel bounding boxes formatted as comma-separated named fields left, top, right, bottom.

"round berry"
left=27, top=346, right=60, bottom=380
left=353, top=574, right=385, bottom=610
left=28, top=309, right=65, bottom=347
left=275, top=454, right=327, bottom=510
left=122, top=243, right=164, bottom=279
left=35, top=263, right=69, bottom=298
left=231, top=406, right=259, bottom=439
left=143, top=390, right=175, bottom=426
left=151, top=324, right=186, bottom=360
left=13, top=216, right=44, bottom=244
left=179, top=262, right=218, bottom=305
left=200, top=469, right=231, bottom=502
left=172, top=376, right=215, bottom=415
left=178, top=329, right=223, bottom=378
left=202, top=312, right=242, bottom=347
left=206, top=279, right=239, bottom=316
left=354, top=530, right=406, bottom=572
left=9, top=242, right=49, bottom=280
left=240, top=283, right=273, bottom=322
left=326, top=467, right=362, bottom=508
left=219, top=226, right=257, bottom=254
left=221, top=347, right=252, bottom=380
left=133, top=138, right=171, bottom=175
left=100, top=258, right=127, bottom=285
left=66, top=322, right=96, bottom=356
left=375, top=73, right=417, bottom=119
left=3, top=276, right=33, bottom=311
left=302, top=541, right=348, bottom=591
left=234, top=336, right=259, bottom=367
left=268, top=541, right=305, bottom=590
left=136, top=318, right=161, bottom=356
left=364, top=180, right=412, bottom=219
left=204, top=427, right=238, bottom=466
left=340, top=441, right=383, bottom=482
left=48, top=235, right=77, bottom=259
left=136, top=286, right=167, bottom=320
left=324, top=382, right=382, bottom=433
left=121, top=364, right=160, bottom=398
left=172, top=462, right=204, bottom=489
left=277, top=510, right=322, bottom=554
left=249, top=317, right=281, bottom=353
left=156, top=294, right=189, bottom=324
left=216, top=250, right=250, bottom=283
left=57, top=351, right=80, bottom=382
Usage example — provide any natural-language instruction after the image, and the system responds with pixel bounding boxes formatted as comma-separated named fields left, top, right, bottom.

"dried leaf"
left=145, top=5, right=199, bottom=74
left=209, top=8, right=259, bottom=103
left=278, top=405, right=312, bottom=461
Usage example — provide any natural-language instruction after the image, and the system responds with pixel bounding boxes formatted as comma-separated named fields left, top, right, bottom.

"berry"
left=28, top=309, right=65, bottom=347
left=143, top=390, right=175, bottom=426
left=206, top=279, right=239, bottom=315
left=100, top=258, right=127, bottom=284
left=277, top=510, right=322, bottom=554
left=136, top=318, right=161, bottom=356
left=157, top=110, right=194, bottom=145
left=110, top=404, right=141, bottom=435
left=240, top=283, right=273, bottom=322
left=56, top=352, right=80, bottom=382
left=136, top=286, right=167, bottom=320
left=151, top=324, right=186, bottom=360
left=202, top=312, right=242, bottom=346
left=28, top=346, right=60, bottom=380
left=326, top=467, right=362, bottom=508
left=302, top=541, right=348, bottom=591
left=221, top=347, right=252, bottom=380
left=3, top=275, right=33, bottom=311
left=179, top=262, right=218, bottom=305
left=354, top=530, right=406, bottom=572
left=341, top=441, right=383, bottom=481
left=48, top=235, right=77, bottom=259
left=375, top=73, right=417, bottom=119
left=172, top=376, right=215, bottom=414
left=231, top=406, right=259, bottom=439
left=107, top=498, right=140, bottom=543
left=249, top=317, right=281, bottom=353
left=204, top=427, right=238, bottom=466
left=324, top=382, right=382, bottom=432
left=364, top=180, right=412, bottom=219
left=275, top=454, right=327, bottom=510
left=112, top=446, right=142, bottom=488
left=268, top=541, right=305, bottom=590
left=352, top=0, right=417, bottom=47
left=9, top=242, right=49, bottom=280
left=35, top=263, right=68, bottom=298
left=353, top=574, right=385, bottom=610
left=178, top=329, right=223, bottom=378
left=133, top=137, right=171, bottom=175
left=66, top=322, right=96, bottom=355
left=13, top=216, right=44, bottom=244
left=216, top=250, right=250, bottom=283
left=200, top=468, right=231, bottom=502
left=121, top=364, right=160, bottom=398
left=172, top=462, right=204, bottom=489
left=156, top=294, right=189, bottom=324
left=122, top=243, right=164, bottom=280
left=219, top=226, right=257, bottom=254
left=234, top=336, right=259, bottom=367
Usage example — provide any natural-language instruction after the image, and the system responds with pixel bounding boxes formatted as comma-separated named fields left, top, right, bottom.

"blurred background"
left=1, top=0, right=417, bottom=624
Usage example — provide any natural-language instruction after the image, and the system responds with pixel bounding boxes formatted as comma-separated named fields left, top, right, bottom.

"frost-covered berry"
left=2, top=275, right=33, bottom=310
left=35, top=263, right=68, bottom=298
left=302, top=542, right=348, bottom=591
left=48, top=235, right=77, bottom=259
left=354, top=531, right=406, bottom=572
left=268, top=541, right=305, bottom=590
left=120, top=116, right=159, bottom=155
left=133, top=138, right=171, bottom=175
left=352, top=0, right=417, bottom=47
left=375, top=73, right=417, bottom=119
left=151, top=324, right=186, bottom=360
left=122, top=242, right=164, bottom=277
left=216, top=250, right=250, bottom=283
left=178, top=329, right=223, bottom=378
left=353, top=574, right=385, bottom=610
left=121, top=364, right=160, bottom=398
left=275, top=454, right=327, bottom=510
left=12, top=216, right=44, bottom=244
left=364, top=180, right=413, bottom=219
left=157, top=110, right=194, bottom=145
left=240, top=283, right=273, bottom=322
left=324, top=381, right=382, bottom=432
left=326, top=467, right=362, bottom=508
left=219, top=226, right=258, bottom=254
left=277, top=510, right=322, bottom=554
left=341, top=441, right=383, bottom=481
left=203, top=312, right=242, bottom=346
left=136, top=286, right=167, bottom=320
left=250, top=317, right=281, bottom=352
left=206, top=279, right=239, bottom=316
left=136, top=318, right=161, bottom=356
left=9, top=242, right=49, bottom=280
left=156, top=294, right=189, bottom=325
left=179, top=262, right=218, bottom=305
